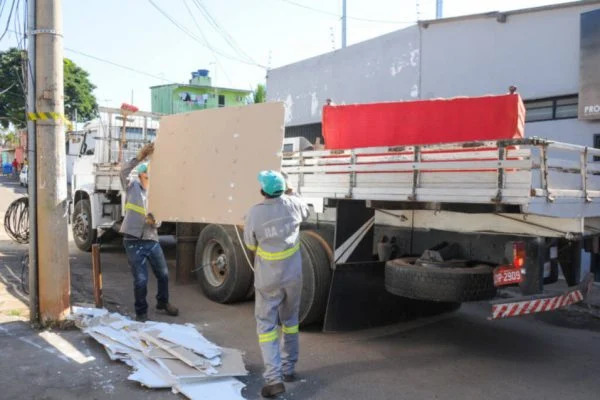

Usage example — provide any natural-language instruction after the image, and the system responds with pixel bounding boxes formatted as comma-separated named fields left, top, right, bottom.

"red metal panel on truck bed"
left=322, top=94, right=525, bottom=150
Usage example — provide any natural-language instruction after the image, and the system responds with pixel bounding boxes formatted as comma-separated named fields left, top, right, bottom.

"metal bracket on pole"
left=31, top=28, right=63, bottom=37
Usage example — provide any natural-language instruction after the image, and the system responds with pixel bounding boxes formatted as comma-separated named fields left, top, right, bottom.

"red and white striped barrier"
left=490, top=290, right=584, bottom=320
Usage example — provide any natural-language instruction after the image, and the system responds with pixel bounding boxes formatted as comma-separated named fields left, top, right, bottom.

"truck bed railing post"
left=581, top=147, right=591, bottom=202
left=538, top=144, right=553, bottom=202
left=494, top=143, right=505, bottom=203
left=349, top=150, right=356, bottom=198
left=409, top=146, right=420, bottom=201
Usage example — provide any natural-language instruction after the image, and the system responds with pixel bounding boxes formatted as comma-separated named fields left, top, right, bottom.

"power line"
left=147, top=0, right=266, bottom=68
left=63, top=47, right=178, bottom=83
left=0, top=82, right=16, bottom=95
left=4, top=27, right=181, bottom=85
left=182, top=0, right=232, bottom=84
left=0, top=0, right=16, bottom=42
left=277, top=0, right=415, bottom=24
left=191, top=0, right=257, bottom=65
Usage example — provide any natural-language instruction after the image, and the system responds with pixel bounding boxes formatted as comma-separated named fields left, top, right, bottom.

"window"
left=524, top=95, right=578, bottom=122
left=594, top=134, right=600, bottom=162
left=218, top=95, right=225, bottom=107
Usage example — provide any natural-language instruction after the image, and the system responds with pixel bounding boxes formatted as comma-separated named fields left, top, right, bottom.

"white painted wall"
left=267, top=26, right=420, bottom=126
left=419, top=5, right=594, bottom=99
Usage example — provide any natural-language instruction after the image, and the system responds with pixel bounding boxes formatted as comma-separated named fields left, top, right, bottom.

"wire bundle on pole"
left=4, top=196, right=29, bottom=244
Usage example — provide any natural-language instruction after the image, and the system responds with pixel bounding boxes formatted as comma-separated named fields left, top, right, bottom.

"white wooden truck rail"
left=281, top=138, right=600, bottom=219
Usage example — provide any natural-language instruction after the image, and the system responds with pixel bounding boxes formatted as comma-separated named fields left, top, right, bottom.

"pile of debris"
left=70, top=307, right=247, bottom=399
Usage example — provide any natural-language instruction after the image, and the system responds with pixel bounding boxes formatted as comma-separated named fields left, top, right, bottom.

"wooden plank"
left=148, top=103, right=284, bottom=224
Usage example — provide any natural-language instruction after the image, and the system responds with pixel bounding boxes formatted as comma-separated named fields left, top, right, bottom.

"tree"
left=1, top=131, right=17, bottom=147
left=0, top=48, right=98, bottom=129
left=0, top=48, right=26, bottom=129
left=64, top=58, right=97, bottom=123
left=253, top=83, right=266, bottom=103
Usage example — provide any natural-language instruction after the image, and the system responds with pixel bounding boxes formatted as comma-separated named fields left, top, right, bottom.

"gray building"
left=267, top=0, right=600, bottom=148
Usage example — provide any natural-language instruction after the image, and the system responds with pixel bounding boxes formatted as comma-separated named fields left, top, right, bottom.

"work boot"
left=156, top=302, right=179, bottom=316
left=261, top=382, right=285, bottom=398
left=135, top=313, right=148, bottom=322
left=283, top=373, right=297, bottom=383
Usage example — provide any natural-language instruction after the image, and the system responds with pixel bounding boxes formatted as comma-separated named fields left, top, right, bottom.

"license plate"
left=493, top=266, right=523, bottom=286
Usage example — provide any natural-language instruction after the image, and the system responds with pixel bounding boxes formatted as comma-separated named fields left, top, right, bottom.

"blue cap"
left=258, top=170, right=285, bottom=196
left=136, top=162, right=148, bottom=175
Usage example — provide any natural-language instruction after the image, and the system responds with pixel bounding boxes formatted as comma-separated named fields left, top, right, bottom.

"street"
left=1, top=175, right=600, bottom=400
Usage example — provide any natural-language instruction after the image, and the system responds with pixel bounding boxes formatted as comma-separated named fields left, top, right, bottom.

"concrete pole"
left=35, top=0, right=70, bottom=324
left=27, top=0, right=39, bottom=324
left=341, top=0, right=347, bottom=48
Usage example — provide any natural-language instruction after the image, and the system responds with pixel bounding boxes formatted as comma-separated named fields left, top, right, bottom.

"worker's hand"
left=137, top=143, right=155, bottom=161
left=145, top=213, right=157, bottom=226
left=285, top=181, right=294, bottom=195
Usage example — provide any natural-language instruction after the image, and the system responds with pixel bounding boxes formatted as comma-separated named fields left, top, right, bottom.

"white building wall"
left=267, top=26, right=420, bottom=126
left=418, top=5, right=597, bottom=99
left=268, top=1, right=600, bottom=143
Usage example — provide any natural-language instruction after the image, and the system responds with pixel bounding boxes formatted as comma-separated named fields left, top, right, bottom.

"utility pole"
left=341, top=0, right=347, bottom=48
left=27, top=0, right=39, bottom=324
left=35, top=0, right=70, bottom=324
left=436, top=0, right=443, bottom=19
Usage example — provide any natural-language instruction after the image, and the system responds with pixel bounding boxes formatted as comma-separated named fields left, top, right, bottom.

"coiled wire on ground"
left=4, top=197, right=29, bottom=244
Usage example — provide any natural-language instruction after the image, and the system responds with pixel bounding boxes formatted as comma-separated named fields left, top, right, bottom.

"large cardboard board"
left=148, top=102, right=284, bottom=225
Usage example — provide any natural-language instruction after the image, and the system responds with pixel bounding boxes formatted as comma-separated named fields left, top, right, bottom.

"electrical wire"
left=64, top=47, right=178, bottom=83
left=191, top=0, right=257, bottom=65
left=4, top=28, right=178, bottom=85
left=0, top=0, right=16, bottom=41
left=147, top=0, right=266, bottom=68
left=182, top=0, right=233, bottom=84
left=276, top=0, right=415, bottom=24
left=4, top=196, right=29, bottom=244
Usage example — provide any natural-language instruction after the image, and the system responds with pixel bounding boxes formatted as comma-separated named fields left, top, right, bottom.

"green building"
left=150, top=69, right=252, bottom=115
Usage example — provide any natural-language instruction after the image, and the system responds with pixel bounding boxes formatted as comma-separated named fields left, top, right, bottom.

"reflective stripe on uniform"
left=125, top=202, right=146, bottom=215
left=245, top=243, right=257, bottom=251
left=282, top=324, right=299, bottom=335
left=258, top=329, right=279, bottom=343
left=256, top=242, right=300, bottom=261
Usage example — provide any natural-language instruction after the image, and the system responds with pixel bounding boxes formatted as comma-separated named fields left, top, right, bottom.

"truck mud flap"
left=323, top=261, right=416, bottom=332
left=489, top=273, right=594, bottom=320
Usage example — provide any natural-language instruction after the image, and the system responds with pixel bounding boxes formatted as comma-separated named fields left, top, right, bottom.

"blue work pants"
left=123, top=239, right=169, bottom=316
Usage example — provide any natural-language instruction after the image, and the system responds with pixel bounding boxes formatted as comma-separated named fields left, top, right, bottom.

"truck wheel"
left=72, top=199, right=96, bottom=252
left=299, top=231, right=333, bottom=326
left=385, top=257, right=496, bottom=302
left=195, top=224, right=253, bottom=304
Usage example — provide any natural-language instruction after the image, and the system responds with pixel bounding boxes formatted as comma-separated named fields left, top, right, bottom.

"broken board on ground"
left=69, top=307, right=247, bottom=400
left=148, top=102, right=285, bottom=225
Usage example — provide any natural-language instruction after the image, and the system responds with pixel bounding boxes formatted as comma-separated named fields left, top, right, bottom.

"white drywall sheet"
left=148, top=102, right=285, bottom=225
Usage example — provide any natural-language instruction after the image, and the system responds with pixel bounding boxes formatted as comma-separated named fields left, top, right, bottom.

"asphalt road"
left=1, top=175, right=600, bottom=400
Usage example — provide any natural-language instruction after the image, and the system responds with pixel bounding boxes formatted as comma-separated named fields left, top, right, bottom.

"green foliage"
left=0, top=48, right=26, bottom=129
left=253, top=83, right=266, bottom=103
left=64, top=58, right=98, bottom=122
left=2, top=131, right=17, bottom=145
left=0, top=48, right=98, bottom=129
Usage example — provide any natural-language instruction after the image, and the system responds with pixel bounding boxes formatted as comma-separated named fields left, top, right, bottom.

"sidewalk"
left=0, top=175, right=187, bottom=399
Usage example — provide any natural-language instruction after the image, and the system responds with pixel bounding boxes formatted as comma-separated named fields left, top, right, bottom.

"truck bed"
left=282, top=138, right=600, bottom=219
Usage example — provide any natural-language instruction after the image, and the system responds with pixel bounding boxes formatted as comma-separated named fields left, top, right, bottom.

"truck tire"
left=72, top=199, right=96, bottom=252
left=195, top=224, right=253, bottom=304
left=299, top=231, right=333, bottom=326
left=385, top=257, right=496, bottom=302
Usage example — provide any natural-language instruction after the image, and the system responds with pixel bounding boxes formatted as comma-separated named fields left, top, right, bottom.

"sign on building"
left=579, top=8, right=600, bottom=120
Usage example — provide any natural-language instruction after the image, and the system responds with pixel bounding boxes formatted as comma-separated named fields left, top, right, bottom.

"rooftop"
left=150, top=82, right=252, bottom=94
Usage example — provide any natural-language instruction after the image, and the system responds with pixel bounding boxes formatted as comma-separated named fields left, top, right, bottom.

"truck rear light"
left=512, top=241, right=525, bottom=269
